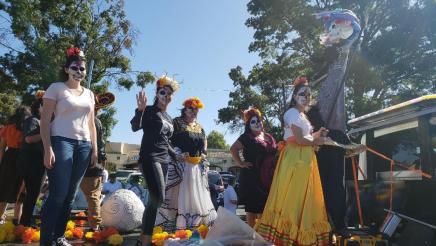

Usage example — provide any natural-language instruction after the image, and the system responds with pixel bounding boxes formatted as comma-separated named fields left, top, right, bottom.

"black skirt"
left=239, top=168, right=268, bottom=214
left=0, top=148, right=24, bottom=203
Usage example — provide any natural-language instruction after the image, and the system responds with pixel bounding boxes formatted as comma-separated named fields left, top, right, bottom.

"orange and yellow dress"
left=256, top=108, right=331, bottom=246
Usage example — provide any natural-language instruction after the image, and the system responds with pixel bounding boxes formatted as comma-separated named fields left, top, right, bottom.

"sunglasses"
left=69, top=66, right=86, bottom=72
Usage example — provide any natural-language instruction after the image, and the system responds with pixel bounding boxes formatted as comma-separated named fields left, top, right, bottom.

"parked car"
left=115, top=169, right=136, bottom=182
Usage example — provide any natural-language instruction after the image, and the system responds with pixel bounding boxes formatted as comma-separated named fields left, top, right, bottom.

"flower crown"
left=243, top=107, right=262, bottom=123
left=66, top=47, right=85, bottom=58
left=156, top=75, right=179, bottom=92
left=35, top=90, right=45, bottom=100
left=293, top=76, right=309, bottom=87
left=183, top=97, right=204, bottom=109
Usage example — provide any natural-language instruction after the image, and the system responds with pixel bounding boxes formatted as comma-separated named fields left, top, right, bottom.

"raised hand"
left=136, top=91, right=147, bottom=111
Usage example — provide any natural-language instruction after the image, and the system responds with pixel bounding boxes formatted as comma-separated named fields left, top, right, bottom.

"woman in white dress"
left=156, top=97, right=217, bottom=231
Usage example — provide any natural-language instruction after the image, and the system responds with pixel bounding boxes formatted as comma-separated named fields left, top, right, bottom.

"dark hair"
left=180, top=108, right=187, bottom=117
left=60, top=53, right=86, bottom=81
left=8, top=106, right=31, bottom=131
left=30, top=99, right=43, bottom=118
left=288, top=82, right=309, bottom=108
left=153, top=85, right=173, bottom=107
left=243, top=115, right=262, bottom=135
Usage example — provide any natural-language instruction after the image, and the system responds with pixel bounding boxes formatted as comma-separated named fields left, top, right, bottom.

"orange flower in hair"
left=35, top=90, right=45, bottom=99
left=293, top=76, right=309, bottom=87
left=183, top=97, right=204, bottom=109
left=243, top=107, right=262, bottom=123
left=156, top=75, right=179, bottom=92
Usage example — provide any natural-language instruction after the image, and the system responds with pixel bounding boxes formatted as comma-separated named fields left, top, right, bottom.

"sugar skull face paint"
left=249, top=116, right=263, bottom=132
left=66, top=60, right=86, bottom=82
left=294, top=86, right=311, bottom=107
left=156, top=86, right=173, bottom=105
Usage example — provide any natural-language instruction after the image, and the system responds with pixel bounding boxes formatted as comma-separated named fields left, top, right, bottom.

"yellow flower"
left=85, top=231, right=94, bottom=241
left=31, top=230, right=40, bottom=242
left=153, top=226, right=163, bottom=234
left=64, top=230, right=74, bottom=239
left=107, top=233, right=123, bottom=245
left=66, top=220, right=75, bottom=230
left=185, top=230, right=192, bottom=238
left=3, top=221, right=14, bottom=234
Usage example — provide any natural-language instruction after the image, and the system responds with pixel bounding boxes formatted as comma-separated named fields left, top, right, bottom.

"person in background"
left=79, top=92, right=113, bottom=231
left=223, top=178, right=238, bottom=214
left=208, top=171, right=224, bottom=211
left=0, top=106, right=31, bottom=225
left=230, top=108, right=277, bottom=227
left=40, top=47, right=97, bottom=246
left=126, top=175, right=148, bottom=204
left=102, top=173, right=123, bottom=201
left=19, top=91, right=46, bottom=227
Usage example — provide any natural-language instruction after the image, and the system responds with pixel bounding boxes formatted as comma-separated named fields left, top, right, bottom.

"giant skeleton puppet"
left=308, top=9, right=362, bottom=231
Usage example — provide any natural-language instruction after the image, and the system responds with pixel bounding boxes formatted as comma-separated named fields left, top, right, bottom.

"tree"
left=218, top=0, right=435, bottom=136
left=0, top=92, right=19, bottom=126
left=0, top=0, right=155, bottom=140
left=207, top=131, right=229, bottom=150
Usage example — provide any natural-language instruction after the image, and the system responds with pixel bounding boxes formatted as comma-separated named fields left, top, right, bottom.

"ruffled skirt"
left=255, top=143, right=331, bottom=246
left=155, top=159, right=217, bottom=231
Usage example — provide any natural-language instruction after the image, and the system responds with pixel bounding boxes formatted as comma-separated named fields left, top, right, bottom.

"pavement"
left=1, top=205, right=248, bottom=245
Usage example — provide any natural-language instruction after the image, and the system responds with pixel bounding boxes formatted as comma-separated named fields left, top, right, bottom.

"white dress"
left=155, top=118, right=217, bottom=231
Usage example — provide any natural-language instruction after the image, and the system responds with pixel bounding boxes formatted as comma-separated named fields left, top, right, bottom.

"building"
left=105, top=141, right=140, bottom=169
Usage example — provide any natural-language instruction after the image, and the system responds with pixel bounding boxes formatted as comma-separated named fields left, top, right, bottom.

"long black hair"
left=7, top=106, right=31, bottom=131
left=288, top=82, right=309, bottom=109
left=30, top=99, right=43, bottom=118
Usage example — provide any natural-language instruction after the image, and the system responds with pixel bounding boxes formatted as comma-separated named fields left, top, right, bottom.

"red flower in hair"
left=292, top=76, right=309, bottom=87
left=243, top=107, right=262, bottom=123
left=66, top=47, right=82, bottom=57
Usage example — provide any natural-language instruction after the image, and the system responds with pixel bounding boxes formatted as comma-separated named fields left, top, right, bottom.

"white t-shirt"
left=44, top=82, right=95, bottom=141
left=102, top=169, right=109, bottom=183
left=283, top=108, right=313, bottom=140
left=223, top=185, right=238, bottom=214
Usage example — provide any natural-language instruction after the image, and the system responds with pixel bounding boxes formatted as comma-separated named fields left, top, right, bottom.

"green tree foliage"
left=207, top=130, right=229, bottom=150
left=0, top=0, right=154, bottom=139
left=218, top=0, right=435, bottom=136
left=0, top=92, right=19, bottom=126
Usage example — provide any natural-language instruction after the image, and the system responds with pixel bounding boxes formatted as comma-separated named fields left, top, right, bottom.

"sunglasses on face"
left=69, top=66, right=86, bottom=72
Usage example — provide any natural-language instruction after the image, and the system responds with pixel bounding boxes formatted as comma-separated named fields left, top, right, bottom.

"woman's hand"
left=239, top=161, right=253, bottom=169
left=44, top=147, right=56, bottom=169
left=90, top=151, right=98, bottom=167
left=313, top=127, right=329, bottom=139
left=313, top=136, right=332, bottom=146
left=136, top=91, right=147, bottom=112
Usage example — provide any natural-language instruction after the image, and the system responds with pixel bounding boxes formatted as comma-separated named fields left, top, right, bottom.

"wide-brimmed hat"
left=95, top=92, right=115, bottom=109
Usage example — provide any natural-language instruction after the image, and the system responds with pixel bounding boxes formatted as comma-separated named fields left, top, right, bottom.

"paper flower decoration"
left=183, top=97, right=205, bottom=109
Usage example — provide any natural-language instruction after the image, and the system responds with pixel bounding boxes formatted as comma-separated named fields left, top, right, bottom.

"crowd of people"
left=0, top=46, right=357, bottom=246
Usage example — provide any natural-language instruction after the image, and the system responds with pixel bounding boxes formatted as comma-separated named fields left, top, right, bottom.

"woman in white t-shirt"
left=256, top=77, right=332, bottom=246
left=39, top=47, right=97, bottom=246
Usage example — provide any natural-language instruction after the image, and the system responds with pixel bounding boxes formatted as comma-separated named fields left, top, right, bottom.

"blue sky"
left=108, top=0, right=260, bottom=145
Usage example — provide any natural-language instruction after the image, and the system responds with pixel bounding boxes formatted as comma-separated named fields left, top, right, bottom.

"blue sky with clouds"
left=108, top=0, right=260, bottom=145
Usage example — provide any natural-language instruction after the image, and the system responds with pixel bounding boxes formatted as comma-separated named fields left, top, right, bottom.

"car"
left=114, top=169, right=136, bottom=182
left=125, top=172, right=147, bottom=188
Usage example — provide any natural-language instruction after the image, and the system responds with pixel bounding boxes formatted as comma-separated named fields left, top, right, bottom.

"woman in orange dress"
left=0, top=106, right=31, bottom=224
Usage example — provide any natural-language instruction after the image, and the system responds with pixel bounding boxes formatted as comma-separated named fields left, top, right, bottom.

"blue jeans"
left=40, top=136, right=91, bottom=245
